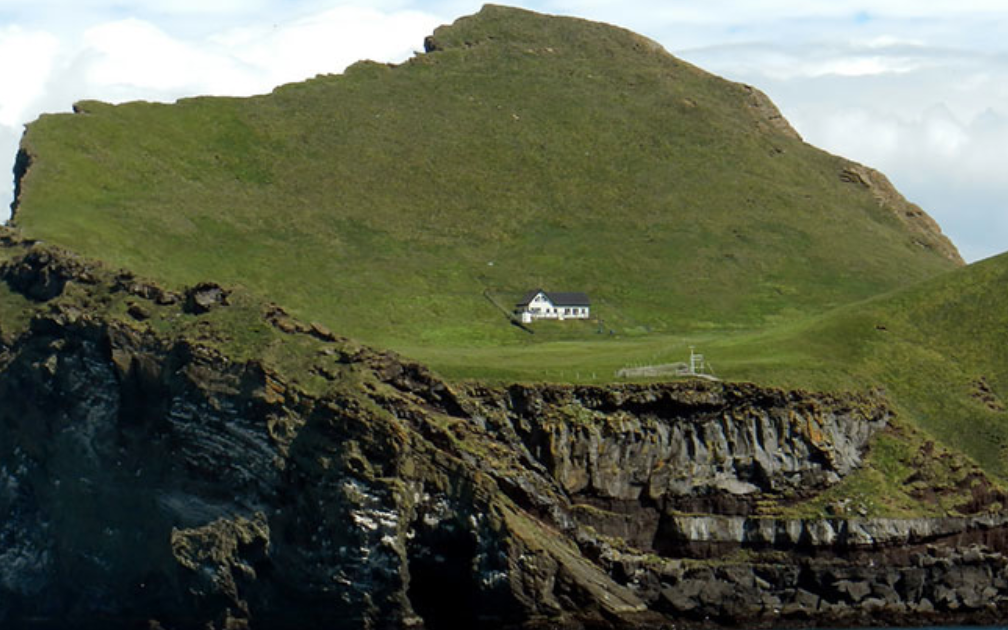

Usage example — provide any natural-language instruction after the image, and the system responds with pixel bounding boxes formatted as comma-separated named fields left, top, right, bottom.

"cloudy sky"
left=1, top=1, right=1006, bottom=262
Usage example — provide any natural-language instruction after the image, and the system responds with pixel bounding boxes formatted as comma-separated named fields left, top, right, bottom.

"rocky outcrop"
left=660, top=513, right=1008, bottom=556
left=601, top=543, right=1008, bottom=627
left=9, top=147, right=31, bottom=218
left=742, top=84, right=802, bottom=141
left=841, top=163, right=964, bottom=265
left=183, top=282, right=229, bottom=314
left=1, top=243, right=1006, bottom=629
left=488, top=383, right=887, bottom=504
left=3, top=246, right=100, bottom=300
left=0, top=303, right=513, bottom=629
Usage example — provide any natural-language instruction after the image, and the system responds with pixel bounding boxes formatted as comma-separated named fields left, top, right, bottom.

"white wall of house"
left=518, top=292, right=590, bottom=322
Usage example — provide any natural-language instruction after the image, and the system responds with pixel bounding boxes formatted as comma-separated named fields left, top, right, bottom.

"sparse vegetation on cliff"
left=1, top=240, right=1007, bottom=629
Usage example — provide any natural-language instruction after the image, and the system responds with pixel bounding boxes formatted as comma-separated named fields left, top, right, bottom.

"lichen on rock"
left=1, top=242, right=1007, bottom=629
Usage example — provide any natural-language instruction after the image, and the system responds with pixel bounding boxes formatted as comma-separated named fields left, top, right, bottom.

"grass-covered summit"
left=12, top=5, right=959, bottom=363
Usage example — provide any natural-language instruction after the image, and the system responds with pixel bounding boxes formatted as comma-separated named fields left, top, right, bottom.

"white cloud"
left=775, top=89, right=1008, bottom=262
left=212, top=6, right=441, bottom=91
left=856, top=35, right=925, bottom=48
left=674, top=30, right=1008, bottom=262
left=0, top=0, right=274, bottom=18
left=541, top=0, right=1008, bottom=23
left=0, top=26, right=61, bottom=127
left=81, top=19, right=256, bottom=96
left=797, top=53, right=922, bottom=78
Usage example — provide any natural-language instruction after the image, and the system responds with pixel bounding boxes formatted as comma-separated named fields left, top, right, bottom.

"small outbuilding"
left=515, top=289, right=591, bottom=323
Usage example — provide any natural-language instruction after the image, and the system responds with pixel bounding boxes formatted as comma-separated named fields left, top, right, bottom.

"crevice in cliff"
left=571, top=497, right=661, bottom=552
left=105, top=332, right=172, bottom=429
left=9, top=148, right=31, bottom=223
left=407, top=518, right=482, bottom=629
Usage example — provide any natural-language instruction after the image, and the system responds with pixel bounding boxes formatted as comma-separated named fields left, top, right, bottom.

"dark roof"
left=516, top=289, right=544, bottom=307
left=548, top=291, right=591, bottom=306
left=516, top=289, right=590, bottom=307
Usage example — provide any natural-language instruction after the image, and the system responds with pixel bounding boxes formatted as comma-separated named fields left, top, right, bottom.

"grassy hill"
left=690, top=250, right=1008, bottom=479
left=14, top=4, right=1005, bottom=488
left=12, top=5, right=960, bottom=366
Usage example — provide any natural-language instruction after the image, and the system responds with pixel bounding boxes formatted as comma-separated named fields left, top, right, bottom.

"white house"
left=515, top=289, right=591, bottom=323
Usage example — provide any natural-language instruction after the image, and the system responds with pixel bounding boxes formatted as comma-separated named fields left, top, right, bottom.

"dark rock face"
left=183, top=282, right=229, bottom=314
left=643, top=544, right=1008, bottom=625
left=3, top=247, right=98, bottom=301
left=9, top=147, right=31, bottom=218
left=0, top=311, right=515, bottom=629
left=2, top=246, right=1008, bottom=629
left=493, top=383, right=886, bottom=506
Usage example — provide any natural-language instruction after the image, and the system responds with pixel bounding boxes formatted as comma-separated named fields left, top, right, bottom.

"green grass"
left=0, top=282, right=32, bottom=342
left=13, top=5, right=957, bottom=363
left=698, top=251, right=1008, bottom=479
left=9, top=5, right=1007, bottom=507
left=412, top=247, right=1008, bottom=482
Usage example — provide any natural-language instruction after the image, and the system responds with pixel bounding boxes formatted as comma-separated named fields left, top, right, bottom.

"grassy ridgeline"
left=14, top=6, right=957, bottom=360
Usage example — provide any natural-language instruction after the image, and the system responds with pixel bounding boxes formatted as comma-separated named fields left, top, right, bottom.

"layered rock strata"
left=0, top=243, right=1006, bottom=629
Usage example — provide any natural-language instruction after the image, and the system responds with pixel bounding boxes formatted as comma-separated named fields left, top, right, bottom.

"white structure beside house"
left=515, top=289, right=591, bottom=323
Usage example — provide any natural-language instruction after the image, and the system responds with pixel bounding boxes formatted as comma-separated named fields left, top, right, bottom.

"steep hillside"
left=11, top=5, right=960, bottom=360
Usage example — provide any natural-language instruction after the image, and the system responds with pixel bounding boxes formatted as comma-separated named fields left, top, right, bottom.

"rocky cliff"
left=840, top=163, right=963, bottom=265
left=1, top=237, right=1007, bottom=629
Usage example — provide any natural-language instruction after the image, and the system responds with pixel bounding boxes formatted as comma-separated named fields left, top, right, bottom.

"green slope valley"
left=5, top=5, right=1008, bottom=630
